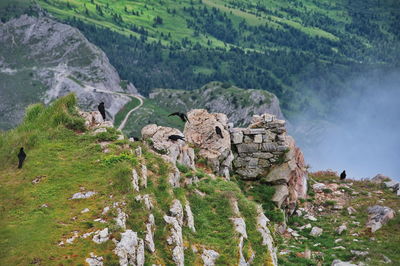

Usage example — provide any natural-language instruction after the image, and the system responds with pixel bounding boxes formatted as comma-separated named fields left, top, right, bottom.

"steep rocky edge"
left=123, top=81, right=283, bottom=137
left=0, top=15, right=136, bottom=130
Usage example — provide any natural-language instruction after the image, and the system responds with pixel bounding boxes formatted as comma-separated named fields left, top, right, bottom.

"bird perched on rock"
left=168, top=112, right=189, bottom=123
left=340, top=170, right=346, bottom=180
left=168, top=135, right=185, bottom=141
left=98, top=102, right=106, bottom=121
left=17, top=147, right=26, bottom=169
left=215, top=126, right=223, bottom=138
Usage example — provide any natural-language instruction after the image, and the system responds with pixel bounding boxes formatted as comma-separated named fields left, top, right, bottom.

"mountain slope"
left=121, top=82, right=284, bottom=137
left=0, top=95, right=276, bottom=265
left=0, top=15, right=136, bottom=130
left=28, top=0, right=400, bottom=119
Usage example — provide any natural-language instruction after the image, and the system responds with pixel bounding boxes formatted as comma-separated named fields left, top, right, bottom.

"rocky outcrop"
left=141, top=124, right=195, bottom=169
left=145, top=214, right=156, bottom=253
left=0, top=15, right=137, bottom=129
left=114, top=230, right=145, bottom=266
left=202, top=249, right=220, bottom=266
left=184, top=109, right=233, bottom=178
left=366, top=205, right=395, bottom=233
left=164, top=200, right=185, bottom=266
left=231, top=113, right=307, bottom=211
left=256, top=206, right=278, bottom=265
left=92, top=228, right=109, bottom=244
left=85, top=253, right=104, bottom=266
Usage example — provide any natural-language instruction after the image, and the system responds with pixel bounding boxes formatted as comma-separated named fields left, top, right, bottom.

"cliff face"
left=0, top=15, right=136, bottom=129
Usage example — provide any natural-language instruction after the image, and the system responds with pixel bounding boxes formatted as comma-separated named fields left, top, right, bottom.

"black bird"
left=98, top=102, right=106, bottom=121
left=168, top=135, right=185, bottom=141
left=168, top=112, right=189, bottom=123
left=17, top=147, right=26, bottom=169
left=215, top=126, right=223, bottom=138
left=340, top=170, right=346, bottom=180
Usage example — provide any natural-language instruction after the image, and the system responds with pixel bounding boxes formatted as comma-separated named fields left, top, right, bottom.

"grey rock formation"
left=256, top=206, right=278, bottom=266
left=114, top=230, right=145, bottom=266
left=71, top=191, right=96, bottom=199
left=331, top=260, right=358, bottom=266
left=0, top=15, right=136, bottom=129
left=185, top=204, right=196, bottom=233
left=92, top=228, right=109, bottom=244
left=141, top=124, right=196, bottom=169
left=145, top=214, right=156, bottom=253
left=135, top=194, right=154, bottom=210
left=114, top=208, right=128, bottom=230
left=336, top=224, right=347, bottom=235
left=310, top=227, right=323, bottom=237
left=184, top=109, right=233, bottom=178
left=371, top=174, right=391, bottom=184
left=231, top=113, right=307, bottom=211
left=85, top=253, right=104, bottom=266
left=164, top=215, right=184, bottom=266
left=366, top=205, right=395, bottom=233
left=201, top=249, right=220, bottom=266
left=132, top=169, right=140, bottom=192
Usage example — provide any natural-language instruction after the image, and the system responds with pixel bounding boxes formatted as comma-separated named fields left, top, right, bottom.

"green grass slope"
left=0, top=95, right=276, bottom=265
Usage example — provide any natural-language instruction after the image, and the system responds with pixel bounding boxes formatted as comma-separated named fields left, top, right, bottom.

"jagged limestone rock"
left=141, top=164, right=148, bottom=188
left=184, top=109, right=233, bottom=178
left=92, top=228, right=109, bottom=244
left=145, top=214, right=156, bottom=253
left=366, top=205, right=395, bottom=233
left=114, top=208, right=128, bottom=230
left=141, top=124, right=195, bottom=169
left=185, top=203, right=196, bottom=232
left=132, top=169, right=140, bottom=192
left=168, top=167, right=181, bottom=188
left=164, top=215, right=184, bottom=266
left=85, top=252, right=104, bottom=266
left=71, top=191, right=96, bottom=199
left=272, top=185, right=289, bottom=208
left=170, top=199, right=184, bottom=226
left=135, top=194, right=154, bottom=210
left=114, top=230, right=145, bottom=266
left=201, top=249, right=220, bottom=266
left=256, top=206, right=278, bottom=266
left=331, top=260, right=358, bottom=266
left=231, top=218, right=248, bottom=239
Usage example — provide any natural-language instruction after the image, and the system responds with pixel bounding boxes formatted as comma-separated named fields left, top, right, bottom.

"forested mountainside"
left=2, top=0, right=399, bottom=118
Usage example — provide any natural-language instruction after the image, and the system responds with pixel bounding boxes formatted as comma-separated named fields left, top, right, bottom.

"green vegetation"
left=0, top=94, right=276, bottom=265
left=279, top=172, right=400, bottom=265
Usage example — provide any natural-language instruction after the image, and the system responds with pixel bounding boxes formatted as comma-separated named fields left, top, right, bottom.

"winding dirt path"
left=117, top=95, right=143, bottom=131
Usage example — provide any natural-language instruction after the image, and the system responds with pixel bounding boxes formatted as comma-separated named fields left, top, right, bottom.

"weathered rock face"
left=231, top=113, right=308, bottom=211
left=0, top=15, right=137, bottom=129
left=184, top=109, right=233, bottom=178
left=141, top=124, right=195, bottom=169
left=366, top=205, right=395, bottom=233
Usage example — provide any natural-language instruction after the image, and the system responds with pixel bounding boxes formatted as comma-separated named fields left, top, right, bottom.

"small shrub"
left=324, top=200, right=336, bottom=206
left=176, top=163, right=189, bottom=173
left=95, top=128, right=119, bottom=141
left=102, top=153, right=138, bottom=166
left=322, top=188, right=333, bottom=194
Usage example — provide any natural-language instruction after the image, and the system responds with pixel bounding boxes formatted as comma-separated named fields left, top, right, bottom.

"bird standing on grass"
left=168, top=112, right=189, bottom=123
left=215, top=126, right=223, bottom=138
left=168, top=135, right=185, bottom=141
left=98, top=102, right=106, bottom=121
left=340, top=170, right=346, bottom=180
left=17, top=147, right=26, bottom=169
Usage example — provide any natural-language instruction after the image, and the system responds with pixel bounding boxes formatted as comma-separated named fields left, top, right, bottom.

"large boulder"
left=141, top=124, right=195, bottom=169
left=184, top=109, right=233, bottom=178
left=366, top=205, right=395, bottom=233
left=371, top=174, right=391, bottom=184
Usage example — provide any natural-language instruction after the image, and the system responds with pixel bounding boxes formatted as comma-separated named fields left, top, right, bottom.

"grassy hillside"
left=0, top=95, right=276, bottom=265
left=2, top=0, right=394, bottom=119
